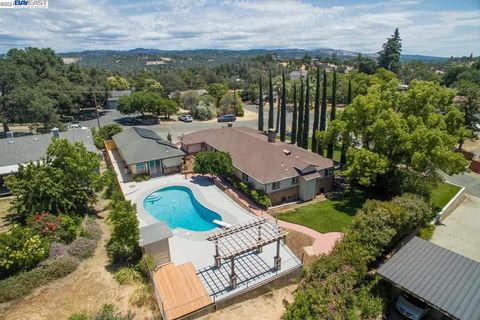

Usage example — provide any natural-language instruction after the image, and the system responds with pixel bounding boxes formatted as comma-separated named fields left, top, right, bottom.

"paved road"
left=442, top=171, right=480, bottom=198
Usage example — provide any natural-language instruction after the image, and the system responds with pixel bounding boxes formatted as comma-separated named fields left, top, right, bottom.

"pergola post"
left=229, top=257, right=237, bottom=288
left=214, top=240, right=221, bottom=268
left=256, top=225, right=263, bottom=253
left=274, top=238, right=282, bottom=270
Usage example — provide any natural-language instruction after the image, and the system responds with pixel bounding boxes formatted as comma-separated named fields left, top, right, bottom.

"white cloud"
left=0, top=0, right=478, bottom=56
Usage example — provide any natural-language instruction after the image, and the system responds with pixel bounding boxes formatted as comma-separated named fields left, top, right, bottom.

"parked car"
left=217, top=114, right=236, bottom=122
left=395, top=292, right=430, bottom=320
left=178, top=114, right=193, bottom=122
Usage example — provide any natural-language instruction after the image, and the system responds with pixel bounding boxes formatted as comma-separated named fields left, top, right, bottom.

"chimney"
left=51, top=127, right=61, bottom=139
left=267, top=128, right=276, bottom=143
left=6, top=131, right=13, bottom=139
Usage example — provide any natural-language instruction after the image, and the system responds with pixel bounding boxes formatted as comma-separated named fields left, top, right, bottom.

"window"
left=136, top=163, right=146, bottom=172
left=291, top=176, right=299, bottom=185
left=242, top=172, right=249, bottom=182
left=272, top=181, right=280, bottom=190
left=325, top=168, right=334, bottom=176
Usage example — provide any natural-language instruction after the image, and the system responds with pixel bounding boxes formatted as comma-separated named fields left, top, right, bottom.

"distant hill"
left=57, top=48, right=448, bottom=71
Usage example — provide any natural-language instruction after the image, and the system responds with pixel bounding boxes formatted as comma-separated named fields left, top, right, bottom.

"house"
left=378, top=237, right=480, bottom=320
left=0, top=128, right=96, bottom=195
left=111, top=127, right=185, bottom=177
left=106, top=90, right=131, bottom=109
left=288, top=70, right=308, bottom=80
left=181, top=127, right=334, bottom=205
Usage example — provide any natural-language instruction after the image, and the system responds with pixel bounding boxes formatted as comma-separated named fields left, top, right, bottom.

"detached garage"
left=378, top=237, right=480, bottom=320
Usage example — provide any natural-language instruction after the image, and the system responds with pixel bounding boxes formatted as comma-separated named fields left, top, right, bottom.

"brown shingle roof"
left=181, top=127, right=333, bottom=184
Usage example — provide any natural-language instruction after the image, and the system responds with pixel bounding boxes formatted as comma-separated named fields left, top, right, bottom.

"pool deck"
left=125, top=174, right=302, bottom=302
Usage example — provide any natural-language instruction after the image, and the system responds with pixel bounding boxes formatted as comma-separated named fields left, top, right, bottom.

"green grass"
left=277, top=189, right=381, bottom=233
left=430, top=182, right=461, bottom=211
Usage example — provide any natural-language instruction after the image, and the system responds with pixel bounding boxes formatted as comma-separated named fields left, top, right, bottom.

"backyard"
left=277, top=182, right=461, bottom=234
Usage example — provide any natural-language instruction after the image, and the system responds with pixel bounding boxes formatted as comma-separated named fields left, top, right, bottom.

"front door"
left=149, top=160, right=157, bottom=176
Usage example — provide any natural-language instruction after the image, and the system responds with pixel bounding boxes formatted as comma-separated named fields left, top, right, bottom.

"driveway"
left=430, top=194, right=480, bottom=262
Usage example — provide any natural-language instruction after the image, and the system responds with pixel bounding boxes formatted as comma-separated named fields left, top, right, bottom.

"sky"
left=0, top=0, right=479, bottom=56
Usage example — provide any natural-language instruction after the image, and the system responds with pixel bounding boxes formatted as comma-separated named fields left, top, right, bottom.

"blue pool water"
left=143, top=186, right=221, bottom=231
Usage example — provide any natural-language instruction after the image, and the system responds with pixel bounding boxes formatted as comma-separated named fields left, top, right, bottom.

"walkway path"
left=213, top=176, right=343, bottom=256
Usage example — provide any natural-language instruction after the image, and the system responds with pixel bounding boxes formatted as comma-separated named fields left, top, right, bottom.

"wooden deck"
left=154, top=262, right=213, bottom=320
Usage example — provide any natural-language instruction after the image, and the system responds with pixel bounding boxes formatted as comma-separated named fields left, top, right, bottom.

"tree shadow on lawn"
left=332, top=188, right=390, bottom=216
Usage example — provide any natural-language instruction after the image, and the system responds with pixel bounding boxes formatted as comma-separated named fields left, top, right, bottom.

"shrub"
left=114, top=267, right=142, bottom=285
left=49, top=242, right=68, bottom=259
left=102, top=168, right=120, bottom=199
left=0, top=225, right=50, bottom=278
left=133, top=173, right=150, bottom=182
left=192, top=101, right=215, bottom=120
left=418, top=224, right=435, bottom=240
left=93, top=124, right=123, bottom=149
left=81, top=217, right=102, bottom=241
left=27, top=212, right=81, bottom=244
left=235, top=104, right=245, bottom=117
left=66, top=237, right=96, bottom=259
left=107, top=200, right=141, bottom=265
left=128, top=284, right=156, bottom=309
left=226, top=174, right=271, bottom=208
left=0, top=254, right=79, bottom=303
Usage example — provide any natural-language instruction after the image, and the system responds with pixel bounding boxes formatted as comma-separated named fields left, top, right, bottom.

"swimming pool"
left=143, top=186, right=221, bottom=232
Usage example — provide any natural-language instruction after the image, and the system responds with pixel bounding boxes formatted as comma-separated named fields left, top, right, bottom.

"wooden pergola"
left=206, top=218, right=287, bottom=288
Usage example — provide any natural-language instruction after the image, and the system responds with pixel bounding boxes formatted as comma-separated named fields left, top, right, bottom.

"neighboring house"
left=106, top=90, right=131, bottom=109
left=111, top=127, right=185, bottom=177
left=378, top=237, right=480, bottom=320
left=181, top=127, right=334, bottom=205
left=288, top=70, right=308, bottom=80
left=0, top=128, right=97, bottom=195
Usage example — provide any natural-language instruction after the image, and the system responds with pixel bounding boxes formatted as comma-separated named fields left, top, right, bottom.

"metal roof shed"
left=377, top=237, right=480, bottom=320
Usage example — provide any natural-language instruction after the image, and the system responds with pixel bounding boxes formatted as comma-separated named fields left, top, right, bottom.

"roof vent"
left=6, top=131, right=13, bottom=139
left=267, top=128, right=276, bottom=143
left=8, top=140, right=15, bottom=144
left=283, top=149, right=291, bottom=155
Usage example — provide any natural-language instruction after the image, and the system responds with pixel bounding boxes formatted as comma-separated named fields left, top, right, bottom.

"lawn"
left=277, top=189, right=381, bottom=233
left=430, top=182, right=461, bottom=211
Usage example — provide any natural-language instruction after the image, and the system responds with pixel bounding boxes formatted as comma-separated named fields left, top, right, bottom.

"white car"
left=395, top=292, right=430, bottom=320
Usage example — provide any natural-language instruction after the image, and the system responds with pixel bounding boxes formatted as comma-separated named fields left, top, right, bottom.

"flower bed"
left=225, top=175, right=271, bottom=208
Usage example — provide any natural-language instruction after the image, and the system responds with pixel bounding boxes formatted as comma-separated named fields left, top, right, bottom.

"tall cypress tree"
left=291, top=84, right=297, bottom=145
left=302, top=75, right=310, bottom=150
left=319, top=69, right=327, bottom=131
left=276, top=88, right=281, bottom=133
left=258, top=76, right=264, bottom=131
left=311, top=68, right=321, bottom=152
left=268, top=72, right=274, bottom=129
left=280, top=72, right=287, bottom=141
left=347, top=78, right=352, bottom=105
left=297, top=80, right=304, bottom=148
left=327, top=69, right=337, bottom=159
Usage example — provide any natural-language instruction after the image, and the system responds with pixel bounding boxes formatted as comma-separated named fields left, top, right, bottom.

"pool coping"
left=131, top=177, right=256, bottom=241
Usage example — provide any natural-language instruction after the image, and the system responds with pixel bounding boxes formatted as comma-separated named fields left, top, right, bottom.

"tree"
left=291, top=84, right=298, bottom=145
left=356, top=54, right=378, bottom=75
left=219, top=92, right=243, bottom=116
left=297, top=80, right=304, bottom=147
left=107, top=76, right=130, bottom=90
left=179, top=90, right=200, bottom=110
left=93, top=124, right=122, bottom=149
left=319, top=69, right=328, bottom=132
left=280, top=72, right=287, bottom=141
left=207, top=83, right=228, bottom=110
left=302, top=75, right=310, bottom=149
left=194, top=151, right=233, bottom=178
left=378, top=28, right=402, bottom=74
left=456, top=80, right=480, bottom=134
left=268, top=73, right=274, bottom=129
left=327, top=69, right=337, bottom=158
left=5, top=139, right=100, bottom=220
left=192, top=101, right=216, bottom=120
left=311, top=68, right=321, bottom=153
left=275, top=88, right=281, bottom=133
left=258, top=76, right=264, bottom=131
